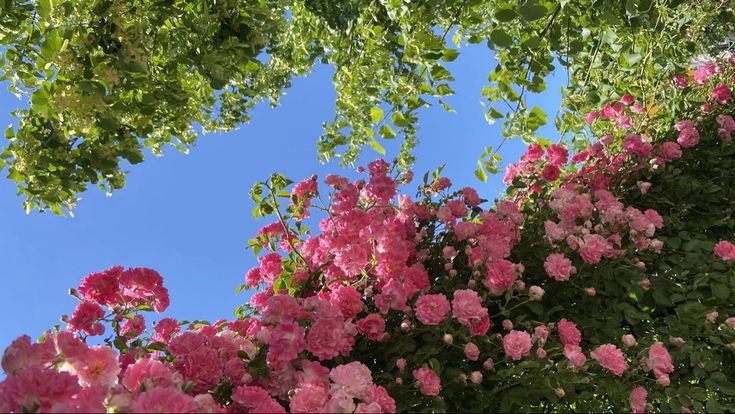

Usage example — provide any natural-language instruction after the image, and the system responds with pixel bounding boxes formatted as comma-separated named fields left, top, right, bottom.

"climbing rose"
left=502, top=331, right=532, bottom=361
left=711, top=83, right=731, bottom=104
left=412, top=367, right=441, bottom=396
left=329, top=362, right=373, bottom=399
left=130, top=386, right=198, bottom=413
left=590, top=344, right=627, bottom=376
left=677, top=127, right=700, bottom=148
left=641, top=342, right=674, bottom=381
left=356, top=314, right=386, bottom=341
left=67, top=301, right=105, bottom=336
left=558, top=319, right=582, bottom=346
left=714, top=240, right=735, bottom=261
left=464, top=342, right=480, bottom=361
left=541, top=165, right=561, bottom=182
left=544, top=253, right=575, bottom=281
left=629, top=387, right=648, bottom=414
left=415, top=294, right=450, bottom=326
left=451, top=289, right=488, bottom=328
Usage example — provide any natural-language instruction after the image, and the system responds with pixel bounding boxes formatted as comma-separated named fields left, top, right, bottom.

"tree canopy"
left=1, top=0, right=733, bottom=213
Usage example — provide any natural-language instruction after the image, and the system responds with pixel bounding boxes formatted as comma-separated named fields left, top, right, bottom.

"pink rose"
left=711, top=83, right=731, bottom=104
left=412, top=367, right=441, bottom=396
left=464, top=342, right=480, bottom=361
left=677, top=127, right=700, bottom=148
left=557, top=318, right=582, bottom=346
left=541, top=165, right=561, bottom=182
left=629, top=387, right=648, bottom=414
left=590, top=344, right=627, bottom=376
left=714, top=240, right=735, bottom=261
left=356, top=314, right=386, bottom=341
left=415, top=294, right=450, bottom=326
left=544, top=253, right=575, bottom=281
left=502, top=330, right=532, bottom=361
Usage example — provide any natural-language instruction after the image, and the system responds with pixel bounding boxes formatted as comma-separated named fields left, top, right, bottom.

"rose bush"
left=2, top=60, right=735, bottom=412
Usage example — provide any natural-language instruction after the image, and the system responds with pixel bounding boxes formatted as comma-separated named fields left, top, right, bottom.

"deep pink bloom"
left=68, top=301, right=106, bottom=336
left=544, top=253, right=575, bottom=281
left=78, top=266, right=123, bottom=306
left=415, top=294, right=450, bottom=326
left=154, top=317, right=181, bottom=343
left=677, top=127, right=700, bottom=148
left=629, top=387, right=648, bottom=414
left=658, top=142, right=682, bottom=161
left=672, top=75, right=688, bottom=88
left=711, top=83, right=731, bottom=104
left=330, top=285, right=363, bottom=320
left=231, top=385, right=286, bottom=413
left=620, top=94, right=635, bottom=105
left=121, top=315, right=146, bottom=338
left=462, top=187, right=482, bottom=207
left=541, top=164, right=561, bottom=182
left=590, top=344, right=627, bottom=376
left=546, top=144, right=568, bottom=166
left=502, top=331, right=532, bottom=360
left=451, top=289, right=488, bottom=328
left=564, top=345, right=587, bottom=367
left=356, top=313, right=386, bottom=341
left=119, top=268, right=170, bottom=312
left=367, top=385, right=396, bottom=413
left=412, top=367, right=441, bottom=396
left=71, top=345, right=121, bottom=387
left=131, top=386, right=198, bottom=413
left=714, top=240, right=735, bottom=261
left=484, top=259, right=517, bottom=294
left=585, top=111, right=600, bottom=125
left=579, top=234, right=612, bottom=264
left=557, top=318, right=582, bottom=346
left=268, top=321, right=306, bottom=363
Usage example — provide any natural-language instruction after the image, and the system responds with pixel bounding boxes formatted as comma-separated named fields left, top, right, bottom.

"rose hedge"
left=1, top=61, right=735, bottom=413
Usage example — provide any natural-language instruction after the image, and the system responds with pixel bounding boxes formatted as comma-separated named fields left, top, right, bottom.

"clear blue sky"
left=0, top=45, right=562, bottom=354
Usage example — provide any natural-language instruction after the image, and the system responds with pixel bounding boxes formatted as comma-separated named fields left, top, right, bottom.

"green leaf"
left=442, top=48, right=460, bottom=62
left=369, top=139, right=386, bottom=155
left=392, top=112, right=409, bottom=127
left=79, top=80, right=106, bottom=97
left=489, top=29, right=514, bottom=47
left=370, top=107, right=384, bottom=123
left=519, top=3, right=547, bottom=21
left=379, top=124, right=396, bottom=139
left=475, top=161, right=488, bottom=182
left=527, top=106, right=548, bottom=132
left=495, top=7, right=518, bottom=22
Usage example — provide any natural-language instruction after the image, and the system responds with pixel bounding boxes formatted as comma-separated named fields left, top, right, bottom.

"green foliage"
left=2, top=0, right=733, bottom=213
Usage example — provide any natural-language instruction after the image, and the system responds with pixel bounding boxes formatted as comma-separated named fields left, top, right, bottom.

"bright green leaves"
left=475, top=145, right=502, bottom=182
left=489, top=29, right=514, bottom=47
left=370, top=107, right=384, bottom=123
left=518, top=1, right=547, bottom=22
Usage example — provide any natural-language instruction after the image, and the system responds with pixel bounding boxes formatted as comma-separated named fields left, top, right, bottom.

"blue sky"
left=0, top=44, right=562, bottom=354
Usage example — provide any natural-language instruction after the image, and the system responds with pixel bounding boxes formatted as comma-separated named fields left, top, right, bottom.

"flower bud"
left=468, top=279, right=477, bottom=289
left=622, top=334, right=637, bottom=347
left=400, top=320, right=412, bottom=331
left=464, top=342, right=480, bottom=361
left=470, top=371, right=483, bottom=384
left=555, top=388, right=565, bottom=397
left=536, top=348, right=547, bottom=358
left=396, top=358, right=407, bottom=372
left=449, top=269, right=458, bottom=278
left=529, top=286, right=545, bottom=301
left=657, top=374, right=670, bottom=386
left=502, top=319, right=513, bottom=330
left=443, top=333, right=454, bottom=345
left=585, top=287, right=596, bottom=296
left=483, top=358, right=494, bottom=371
left=706, top=311, right=719, bottom=323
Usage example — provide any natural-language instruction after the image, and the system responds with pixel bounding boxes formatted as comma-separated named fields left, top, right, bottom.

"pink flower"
left=123, top=358, right=176, bottom=394
left=154, top=317, right=181, bottom=343
left=132, top=387, right=197, bottom=413
left=70, top=345, right=121, bottom=387
left=529, top=285, right=544, bottom=301
left=714, top=240, right=735, bottom=261
left=706, top=311, right=719, bottom=323
left=711, top=83, right=731, bottom=104
left=412, top=367, right=441, bottom=396
left=579, top=234, right=612, bottom=264
left=464, top=342, right=480, bottom=361
left=564, top=345, right=587, bottom=367
left=306, top=314, right=356, bottom=361
left=68, top=301, right=105, bottom=336
left=0, top=367, right=81, bottom=412
left=641, top=342, right=674, bottom=380
left=356, top=314, right=386, bottom=341
left=484, top=259, right=517, bottom=294
left=470, top=371, right=483, bottom=384
left=502, top=330, right=532, bottom=361
left=329, top=362, right=373, bottom=399
left=78, top=266, right=123, bottom=306
left=672, top=75, right=688, bottom=88
left=258, top=253, right=283, bottom=283
left=462, top=187, right=482, bottom=208
left=590, top=344, right=627, bottom=376
left=623, top=134, right=653, bottom=158
left=330, top=285, right=363, bottom=320
left=367, top=385, right=396, bottom=413
left=585, top=287, right=596, bottom=296
left=546, top=144, right=568, bottom=166
left=694, top=64, right=716, bottom=84
left=231, top=385, right=286, bottom=413
left=544, top=253, right=575, bottom=281
left=541, top=165, right=561, bottom=182
left=677, top=127, right=700, bottom=148
left=629, top=386, right=648, bottom=414
left=289, top=384, right=328, bottom=413
left=585, top=111, right=600, bottom=125
left=640, top=278, right=651, bottom=290
left=119, top=268, right=170, bottom=312
left=725, top=317, right=735, bottom=329
left=620, top=94, right=635, bottom=105
left=622, top=334, right=637, bottom=347
left=451, top=290, right=488, bottom=328
left=121, top=315, right=146, bottom=338
left=536, top=348, right=547, bottom=358
left=1, top=335, right=55, bottom=375
left=374, top=279, right=407, bottom=315
left=658, top=142, right=682, bottom=161
left=533, top=325, right=549, bottom=345
left=268, top=321, right=306, bottom=363
left=415, top=294, right=450, bottom=326
left=557, top=318, right=582, bottom=346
